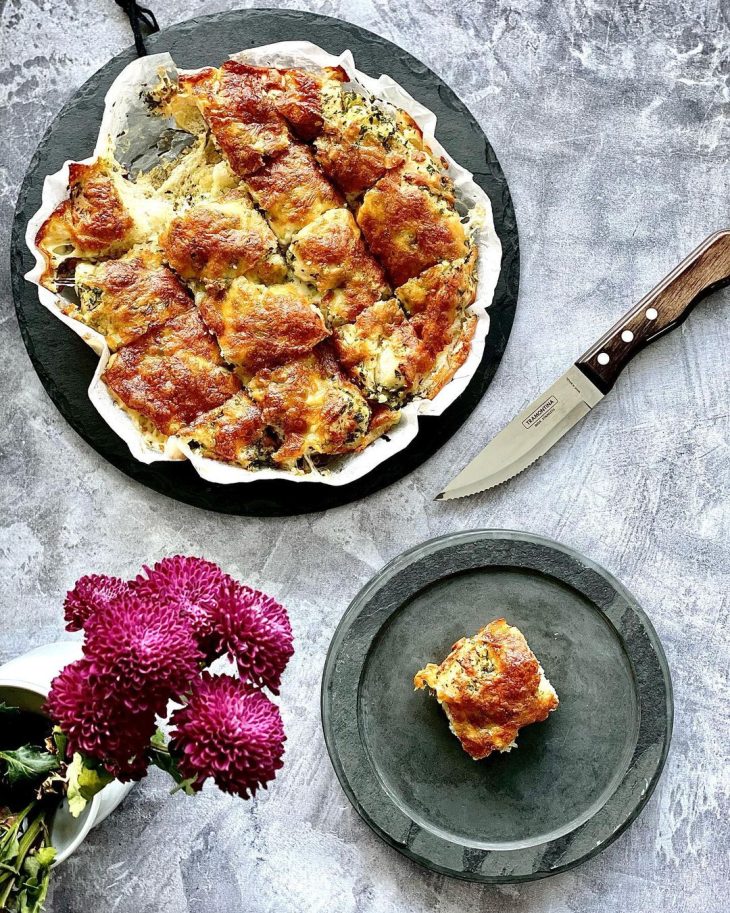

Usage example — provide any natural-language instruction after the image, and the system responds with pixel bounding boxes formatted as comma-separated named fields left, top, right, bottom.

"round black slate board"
left=321, top=530, right=673, bottom=882
left=10, top=9, right=519, bottom=516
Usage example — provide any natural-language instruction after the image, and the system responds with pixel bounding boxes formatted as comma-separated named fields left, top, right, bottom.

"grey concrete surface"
left=0, top=1, right=728, bottom=911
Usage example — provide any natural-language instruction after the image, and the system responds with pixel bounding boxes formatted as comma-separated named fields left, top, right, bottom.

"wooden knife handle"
left=576, top=230, right=730, bottom=393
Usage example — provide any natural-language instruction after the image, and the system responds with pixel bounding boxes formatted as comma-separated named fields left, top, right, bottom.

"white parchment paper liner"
left=25, top=42, right=502, bottom=486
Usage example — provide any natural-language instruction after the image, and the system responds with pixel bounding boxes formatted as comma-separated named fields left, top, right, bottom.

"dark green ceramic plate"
left=321, top=530, right=672, bottom=882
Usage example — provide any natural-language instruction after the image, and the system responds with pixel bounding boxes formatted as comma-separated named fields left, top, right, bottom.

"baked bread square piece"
left=334, top=298, right=426, bottom=405
left=36, top=159, right=136, bottom=283
left=312, top=88, right=442, bottom=199
left=74, top=250, right=193, bottom=351
left=247, top=348, right=371, bottom=468
left=414, top=618, right=559, bottom=760
left=175, top=62, right=290, bottom=176
left=198, top=278, right=329, bottom=376
left=287, top=208, right=389, bottom=326
left=313, top=90, right=401, bottom=197
left=160, top=196, right=286, bottom=284
left=245, top=142, right=343, bottom=244
left=395, top=249, right=478, bottom=397
left=176, top=391, right=273, bottom=468
left=357, top=154, right=468, bottom=287
left=275, top=65, right=347, bottom=141
left=103, top=309, right=241, bottom=437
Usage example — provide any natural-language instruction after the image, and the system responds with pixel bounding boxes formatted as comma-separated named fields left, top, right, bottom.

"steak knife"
left=436, top=230, right=730, bottom=500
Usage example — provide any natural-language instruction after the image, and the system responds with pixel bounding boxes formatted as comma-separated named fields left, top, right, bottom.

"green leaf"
left=0, top=804, right=55, bottom=912
left=66, top=754, right=113, bottom=818
left=0, top=702, right=20, bottom=718
left=22, top=854, right=41, bottom=880
left=0, top=746, right=59, bottom=787
left=34, top=847, right=56, bottom=869
left=17, top=844, right=54, bottom=913
left=0, top=806, right=27, bottom=864
left=150, top=728, right=167, bottom=751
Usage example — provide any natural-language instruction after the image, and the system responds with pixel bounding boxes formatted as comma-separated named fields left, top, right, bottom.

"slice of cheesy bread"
left=74, top=249, right=193, bottom=350
left=333, top=298, right=426, bottom=405
left=247, top=348, right=371, bottom=468
left=172, top=62, right=291, bottom=176
left=287, top=208, right=390, bottom=326
left=414, top=619, right=559, bottom=760
left=245, top=141, right=343, bottom=244
left=395, top=249, right=478, bottom=398
left=103, top=309, right=241, bottom=438
left=160, top=195, right=285, bottom=284
left=198, top=278, right=329, bottom=377
left=36, top=158, right=171, bottom=286
left=176, top=391, right=274, bottom=468
left=357, top=154, right=468, bottom=287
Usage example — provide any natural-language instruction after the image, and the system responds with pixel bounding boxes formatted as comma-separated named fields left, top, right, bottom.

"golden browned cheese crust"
left=338, top=402, right=401, bottom=453
left=177, top=391, right=273, bottom=467
left=414, top=619, right=559, bottom=760
left=245, top=142, right=343, bottom=243
left=334, top=298, right=427, bottom=404
left=395, top=249, right=478, bottom=397
left=313, top=89, right=403, bottom=197
left=35, top=160, right=135, bottom=284
left=275, top=66, right=347, bottom=140
left=199, top=279, right=329, bottom=375
left=311, top=87, right=440, bottom=199
left=247, top=347, right=371, bottom=468
left=177, top=62, right=290, bottom=176
left=357, top=155, right=468, bottom=287
left=287, top=208, right=390, bottom=325
left=103, top=309, right=241, bottom=436
left=315, top=127, right=397, bottom=198
left=159, top=197, right=285, bottom=283
left=74, top=251, right=193, bottom=350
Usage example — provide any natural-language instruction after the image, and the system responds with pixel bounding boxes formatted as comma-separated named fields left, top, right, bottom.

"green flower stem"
left=0, top=802, right=56, bottom=911
left=0, top=804, right=33, bottom=898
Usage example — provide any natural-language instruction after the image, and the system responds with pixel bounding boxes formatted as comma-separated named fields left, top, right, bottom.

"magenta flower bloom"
left=133, top=556, right=232, bottom=650
left=170, top=673, right=285, bottom=798
left=84, top=593, right=203, bottom=713
left=48, top=557, right=293, bottom=790
left=46, top=660, right=155, bottom=781
left=64, top=574, right=131, bottom=632
left=209, top=580, right=293, bottom=694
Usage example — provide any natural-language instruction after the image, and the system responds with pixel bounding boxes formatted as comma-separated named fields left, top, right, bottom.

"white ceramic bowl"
left=0, top=642, right=135, bottom=866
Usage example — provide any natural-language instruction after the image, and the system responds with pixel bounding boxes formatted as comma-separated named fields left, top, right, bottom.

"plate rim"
left=320, top=528, right=673, bottom=883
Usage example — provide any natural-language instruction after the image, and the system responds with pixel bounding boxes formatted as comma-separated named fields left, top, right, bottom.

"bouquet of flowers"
left=0, top=557, right=293, bottom=912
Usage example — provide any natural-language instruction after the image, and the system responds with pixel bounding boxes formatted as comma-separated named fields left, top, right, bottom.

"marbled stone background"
left=0, top=1, right=728, bottom=911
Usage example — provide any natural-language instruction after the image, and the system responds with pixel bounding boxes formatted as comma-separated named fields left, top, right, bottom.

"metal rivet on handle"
left=646, top=308, right=658, bottom=320
left=622, top=330, right=634, bottom=342
left=597, top=352, right=610, bottom=365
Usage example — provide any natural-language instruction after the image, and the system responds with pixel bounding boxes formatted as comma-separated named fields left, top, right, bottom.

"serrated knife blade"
left=435, top=366, right=603, bottom=500
left=436, top=230, right=730, bottom=501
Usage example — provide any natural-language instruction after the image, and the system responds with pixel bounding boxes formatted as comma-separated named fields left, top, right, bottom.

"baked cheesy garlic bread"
left=35, top=57, right=481, bottom=474
left=414, top=619, right=559, bottom=760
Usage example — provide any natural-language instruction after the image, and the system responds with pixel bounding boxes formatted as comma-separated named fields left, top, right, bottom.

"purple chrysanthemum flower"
left=83, top=593, right=203, bottom=713
left=209, top=579, right=294, bottom=694
left=46, top=659, right=155, bottom=781
left=133, top=556, right=232, bottom=652
left=169, top=672, right=285, bottom=798
left=64, top=574, right=131, bottom=632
